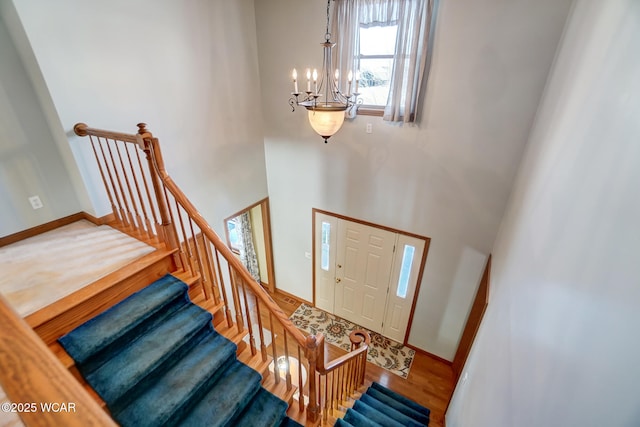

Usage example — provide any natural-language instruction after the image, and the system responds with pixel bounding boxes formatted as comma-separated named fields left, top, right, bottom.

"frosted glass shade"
left=307, top=109, right=345, bottom=140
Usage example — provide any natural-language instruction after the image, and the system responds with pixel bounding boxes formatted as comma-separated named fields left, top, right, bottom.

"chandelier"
left=289, top=0, right=360, bottom=143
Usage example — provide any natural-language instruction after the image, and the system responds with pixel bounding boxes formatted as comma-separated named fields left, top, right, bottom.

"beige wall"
left=447, top=1, right=640, bottom=424
left=9, top=0, right=269, bottom=235
left=255, top=0, right=573, bottom=359
left=0, top=7, right=84, bottom=235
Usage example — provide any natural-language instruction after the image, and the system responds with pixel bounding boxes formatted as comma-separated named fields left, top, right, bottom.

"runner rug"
left=289, top=303, right=415, bottom=379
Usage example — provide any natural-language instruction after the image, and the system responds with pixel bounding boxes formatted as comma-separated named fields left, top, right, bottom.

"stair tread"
left=370, top=382, right=431, bottom=417
left=359, top=394, right=426, bottom=427
left=86, top=304, right=214, bottom=406
left=231, top=387, right=288, bottom=427
left=179, top=361, right=263, bottom=427
left=365, top=386, right=430, bottom=424
left=112, top=334, right=238, bottom=426
left=354, top=399, right=406, bottom=426
left=172, top=269, right=201, bottom=287
left=238, top=348, right=272, bottom=378
left=215, top=320, right=249, bottom=346
left=344, top=406, right=384, bottom=427
left=58, top=274, right=188, bottom=366
left=263, top=371, right=298, bottom=406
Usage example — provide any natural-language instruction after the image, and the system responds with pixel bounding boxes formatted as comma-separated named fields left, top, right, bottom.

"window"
left=396, top=244, right=415, bottom=298
left=321, top=222, right=331, bottom=271
left=332, top=0, right=436, bottom=122
left=226, top=219, right=243, bottom=253
left=357, top=24, right=398, bottom=107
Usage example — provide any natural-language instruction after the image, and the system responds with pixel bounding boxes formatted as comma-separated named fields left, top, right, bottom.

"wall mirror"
left=224, top=198, right=276, bottom=293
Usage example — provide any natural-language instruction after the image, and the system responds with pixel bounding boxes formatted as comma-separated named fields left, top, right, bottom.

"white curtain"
left=332, top=0, right=436, bottom=123
left=237, top=212, right=261, bottom=283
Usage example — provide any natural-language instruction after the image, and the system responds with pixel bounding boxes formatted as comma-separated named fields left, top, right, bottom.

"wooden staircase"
left=34, top=222, right=302, bottom=422
left=0, top=122, right=371, bottom=427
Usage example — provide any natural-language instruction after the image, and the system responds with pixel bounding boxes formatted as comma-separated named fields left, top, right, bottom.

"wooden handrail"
left=317, top=330, right=370, bottom=374
left=74, top=123, right=144, bottom=144
left=150, top=142, right=311, bottom=347
left=0, top=295, right=116, bottom=427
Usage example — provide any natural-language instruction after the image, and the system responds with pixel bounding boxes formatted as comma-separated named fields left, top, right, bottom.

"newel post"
left=305, top=334, right=321, bottom=423
left=137, top=123, right=179, bottom=253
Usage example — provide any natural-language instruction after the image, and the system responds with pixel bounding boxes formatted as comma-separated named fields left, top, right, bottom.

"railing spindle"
left=134, top=146, right=160, bottom=239
left=283, top=331, right=292, bottom=391
left=160, top=191, right=183, bottom=269
left=229, top=268, right=245, bottom=334
left=123, top=142, right=153, bottom=237
left=188, top=219, right=208, bottom=294
left=323, top=370, right=329, bottom=423
left=268, top=311, right=280, bottom=384
left=202, top=237, right=221, bottom=305
left=297, top=345, right=305, bottom=412
left=254, top=294, right=268, bottom=362
left=114, top=139, right=143, bottom=230
left=96, top=136, right=128, bottom=225
left=173, top=199, right=195, bottom=275
left=105, top=138, right=135, bottom=227
left=88, top=135, right=119, bottom=222
left=239, top=278, right=257, bottom=356
left=214, top=249, right=233, bottom=328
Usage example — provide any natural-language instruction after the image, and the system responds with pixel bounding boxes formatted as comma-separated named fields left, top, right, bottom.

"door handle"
left=336, top=278, right=341, bottom=284
left=337, top=264, right=342, bottom=269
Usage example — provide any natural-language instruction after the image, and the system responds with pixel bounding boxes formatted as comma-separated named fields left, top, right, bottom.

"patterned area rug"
left=289, top=304, right=415, bottom=378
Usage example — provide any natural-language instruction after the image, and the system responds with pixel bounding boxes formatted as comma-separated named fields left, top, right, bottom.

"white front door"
left=334, top=220, right=396, bottom=333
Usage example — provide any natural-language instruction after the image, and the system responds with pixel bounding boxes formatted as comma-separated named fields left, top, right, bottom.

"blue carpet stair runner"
left=336, top=382, right=431, bottom=427
left=59, top=274, right=302, bottom=427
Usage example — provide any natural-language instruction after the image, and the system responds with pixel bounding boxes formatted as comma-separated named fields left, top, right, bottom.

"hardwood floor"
left=268, top=290, right=455, bottom=427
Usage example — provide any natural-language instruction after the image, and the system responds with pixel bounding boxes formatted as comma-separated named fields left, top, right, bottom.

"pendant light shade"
left=307, top=107, right=346, bottom=143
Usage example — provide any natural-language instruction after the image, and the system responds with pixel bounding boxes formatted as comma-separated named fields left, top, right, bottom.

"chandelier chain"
left=325, top=0, right=331, bottom=41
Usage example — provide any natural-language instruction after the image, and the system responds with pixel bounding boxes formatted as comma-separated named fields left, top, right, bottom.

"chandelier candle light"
left=289, top=0, right=360, bottom=143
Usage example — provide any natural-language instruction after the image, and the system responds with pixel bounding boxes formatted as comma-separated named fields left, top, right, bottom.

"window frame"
left=355, top=22, right=399, bottom=115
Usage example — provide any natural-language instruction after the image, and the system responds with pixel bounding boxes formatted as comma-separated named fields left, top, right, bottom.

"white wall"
left=10, top=0, right=268, bottom=234
left=254, top=0, right=572, bottom=359
left=0, top=9, right=83, bottom=235
left=446, top=0, right=640, bottom=425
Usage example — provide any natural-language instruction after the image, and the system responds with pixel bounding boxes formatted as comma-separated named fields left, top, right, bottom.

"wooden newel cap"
left=73, top=123, right=88, bottom=136
left=349, top=329, right=371, bottom=346
left=306, top=334, right=317, bottom=348
left=137, top=123, right=149, bottom=134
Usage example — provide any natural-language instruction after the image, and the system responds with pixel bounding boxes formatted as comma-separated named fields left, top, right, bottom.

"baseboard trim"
left=0, top=212, right=115, bottom=247
left=81, top=212, right=115, bottom=226
left=405, top=343, right=453, bottom=366
left=274, top=287, right=313, bottom=307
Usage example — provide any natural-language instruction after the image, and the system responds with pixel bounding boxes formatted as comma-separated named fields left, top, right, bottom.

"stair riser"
left=32, top=255, right=176, bottom=345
